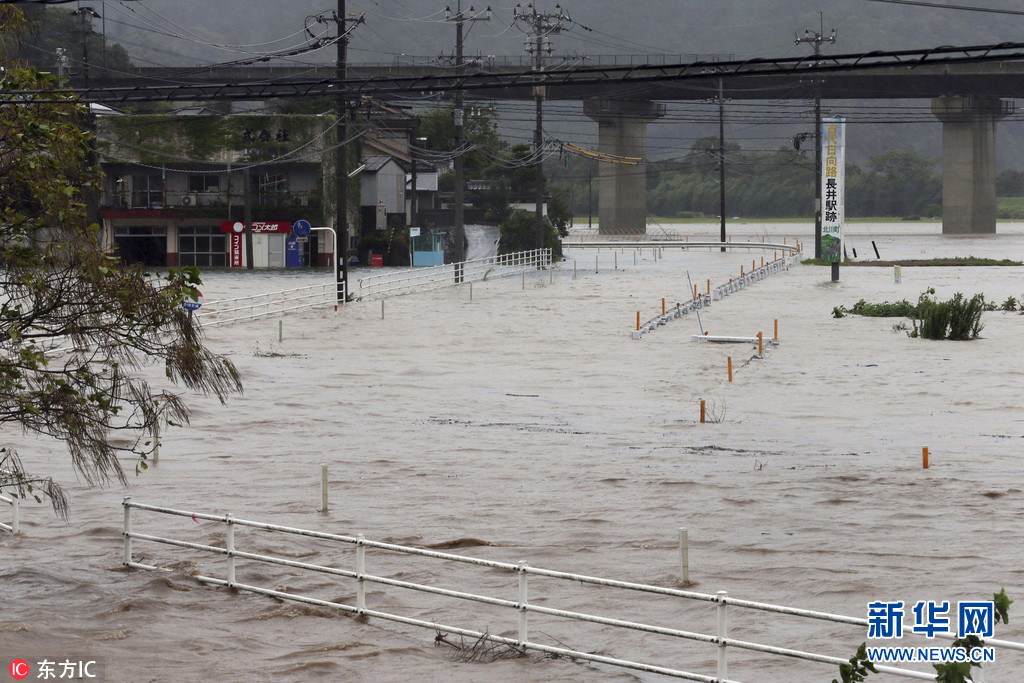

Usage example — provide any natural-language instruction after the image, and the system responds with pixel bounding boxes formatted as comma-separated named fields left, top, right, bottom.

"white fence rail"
left=356, top=249, right=551, bottom=299
left=563, top=239, right=802, bottom=255
left=121, top=499, right=1022, bottom=681
left=197, top=282, right=340, bottom=327
left=0, top=494, right=20, bottom=534
left=712, top=253, right=803, bottom=301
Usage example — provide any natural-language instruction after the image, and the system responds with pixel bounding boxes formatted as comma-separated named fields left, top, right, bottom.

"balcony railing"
left=101, top=189, right=322, bottom=210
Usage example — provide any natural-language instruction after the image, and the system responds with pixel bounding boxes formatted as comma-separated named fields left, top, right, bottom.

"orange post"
left=761, top=256, right=764, bottom=267
left=728, top=356, right=733, bottom=382
left=758, top=331, right=763, bottom=356
left=662, top=298, right=666, bottom=315
left=752, top=259, right=755, bottom=272
left=637, top=311, right=640, bottom=331
left=700, top=400, right=706, bottom=423
left=693, top=284, right=697, bottom=301
left=923, top=446, right=929, bottom=469
left=707, top=278, right=711, bottom=294
left=774, top=318, right=778, bottom=341
left=740, top=266, right=744, bottom=276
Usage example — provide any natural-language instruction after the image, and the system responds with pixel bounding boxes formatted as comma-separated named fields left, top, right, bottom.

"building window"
left=189, top=174, right=221, bottom=193
left=179, top=227, right=226, bottom=267
left=255, top=172, right=289, bottom=207
left=131, top=174, right=163, bottom=208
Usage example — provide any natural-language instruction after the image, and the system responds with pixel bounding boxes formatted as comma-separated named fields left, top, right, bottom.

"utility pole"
left=796, top=13, right=836, bottom=260
left=71, top=6, right=100, bottom=87
left=333, top=3, right=363, bottom=302
left=718, top=78, right=727, bottom=252
left=514, top=3, right=571, bottom=250
left=446, top=3, right=490, bottom=282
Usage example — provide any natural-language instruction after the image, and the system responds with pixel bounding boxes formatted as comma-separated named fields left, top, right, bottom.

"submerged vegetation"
left=805, top=256, right=1022, bottom=267
left=833, top=289, right=992, bottom=340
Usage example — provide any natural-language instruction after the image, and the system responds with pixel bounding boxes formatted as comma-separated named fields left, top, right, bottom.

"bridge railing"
left=121, top=498, right=1024, bottom=682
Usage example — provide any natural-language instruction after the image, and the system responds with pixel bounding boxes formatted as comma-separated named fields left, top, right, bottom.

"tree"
left=418, top=102, right=507, bottom=175
left=1, top=8, right=242, bottom=517
left=13, top=4, right=133, bottom=79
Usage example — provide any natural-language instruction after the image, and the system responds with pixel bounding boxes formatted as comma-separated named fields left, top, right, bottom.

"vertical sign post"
left=821, top=117, right=845, bottom=281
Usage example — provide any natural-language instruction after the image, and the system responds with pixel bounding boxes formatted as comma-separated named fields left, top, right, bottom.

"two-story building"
left=94, top=102, right=444, bottom=269
left=96, top=110, right=339, bottom=268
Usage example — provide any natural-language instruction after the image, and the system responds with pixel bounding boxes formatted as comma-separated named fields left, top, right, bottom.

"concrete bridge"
left=78, top=48, right=1024, bottom=236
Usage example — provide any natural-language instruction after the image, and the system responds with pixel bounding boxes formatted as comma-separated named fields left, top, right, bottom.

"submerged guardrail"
left=121, top=499, right=1022, bottom=681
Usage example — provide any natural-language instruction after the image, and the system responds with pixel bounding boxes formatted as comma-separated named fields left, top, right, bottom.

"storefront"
left=220, top=221, right=309, bottom=268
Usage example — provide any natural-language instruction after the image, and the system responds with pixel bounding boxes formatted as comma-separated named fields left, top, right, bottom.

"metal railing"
left=356, top=249, right=551, bottom=299
left=712, top=253, right=803, bottom=301
left=0, top=494, right=20, bottom=534
left=564, top=239, right=802, bottom=255
left=197, top=281, right=340, bottom=327
left=121, top=499, right=1023, bottom=682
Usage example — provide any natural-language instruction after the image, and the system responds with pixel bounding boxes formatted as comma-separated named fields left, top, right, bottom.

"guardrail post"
left=122, top=496, right=132, bottom=566
left=10, top=496, right=19, bottom=534
left=717, top=590, right=728, bottom=681
left=225, top=514, right=235, bottom=587
left=356, top=533, right=366, bottom=613
left=320, top=464, right=328, bottom=513
left=679, top=528, right=689, bottom=582
left=517, top=561, right=529, bottom=647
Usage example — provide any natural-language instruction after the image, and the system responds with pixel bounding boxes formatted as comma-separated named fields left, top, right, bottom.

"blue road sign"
left=182, top=290, right=203, bottom=311
left=292, top=219, right=311, bottom=238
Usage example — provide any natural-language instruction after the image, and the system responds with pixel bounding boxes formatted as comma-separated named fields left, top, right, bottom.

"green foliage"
left=1, top=22, right=242, bottom=518
left=997, top=169, right=1024, bottom=197
left=832, top=643, right=877, bottom=683
left=499, top=210, right=563, bottom=258
left=997, top=196, right=1024, bottom=219
left=634, top=144, right=942, bottom=219
left=101, top=114, right=327, bottom=163
left=418, top=103, right=507, bottom=175
left=833, top=299, right=916, bottom=319
left=10, top=4, right=134, bottom=77
left=994, top=587, right=1013, bottom=625
left=834, top=289, right=987, bottom=340
left=932, top=659, right=973, bottom=682
left=847, top=148, right=941, bottom=218
left=547, top=186, right=573, bottom=237
left=999, top=296, right=1018, bottom=312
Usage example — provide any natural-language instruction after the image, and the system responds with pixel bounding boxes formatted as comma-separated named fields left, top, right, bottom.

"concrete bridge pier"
left=584, top=99, right=665, bottom=235
left=931, top=96, right=1013, bottom=234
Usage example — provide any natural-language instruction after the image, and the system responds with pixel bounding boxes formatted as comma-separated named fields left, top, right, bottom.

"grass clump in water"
left=833, top=288, right=988, bottom=340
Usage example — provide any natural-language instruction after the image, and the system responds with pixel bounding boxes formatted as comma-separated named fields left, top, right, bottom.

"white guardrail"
left=197, top=281, right=341, bottom=327
left=355, top=249, right=551, bottom=299
left=0, top=493, right=20, bottom=534
left=121, top=499, right=1024, bottom=682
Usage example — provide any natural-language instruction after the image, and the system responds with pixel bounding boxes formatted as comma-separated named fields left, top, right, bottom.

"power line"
left=866, top=0, right=1024, bottom=16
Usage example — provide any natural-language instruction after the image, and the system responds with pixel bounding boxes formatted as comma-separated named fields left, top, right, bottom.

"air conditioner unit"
left=292, top=195, right=309, bottom=207
left=180, top=193, right=199, bottom=207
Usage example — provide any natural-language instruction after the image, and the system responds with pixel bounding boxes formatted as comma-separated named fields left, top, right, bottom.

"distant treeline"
left=549, top=139, right=964, bottom=219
